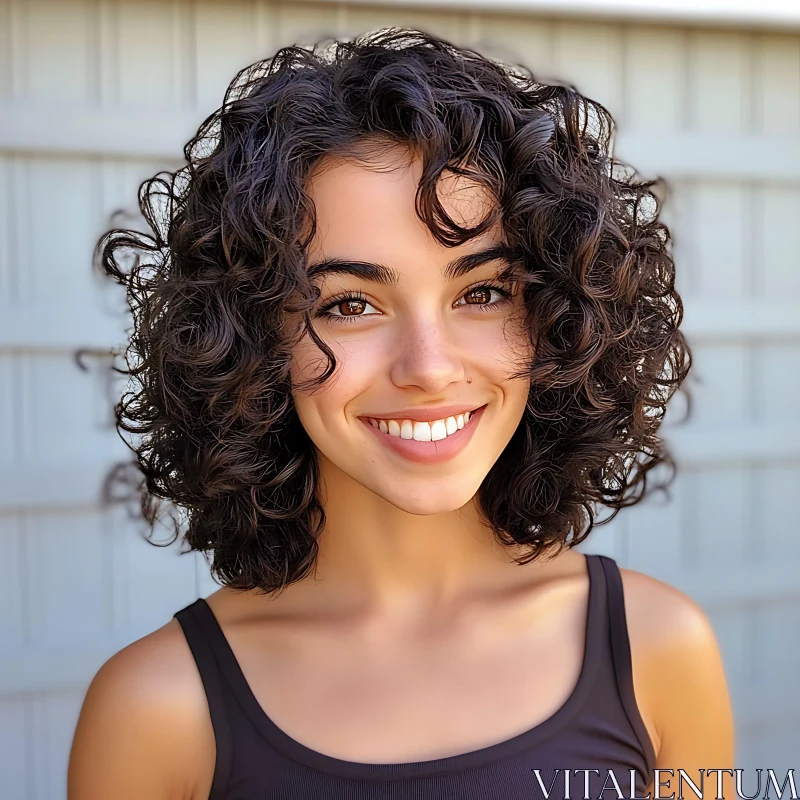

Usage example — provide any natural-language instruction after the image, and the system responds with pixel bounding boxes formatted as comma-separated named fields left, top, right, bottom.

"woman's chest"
left=228, top=593, right=589, bottom=764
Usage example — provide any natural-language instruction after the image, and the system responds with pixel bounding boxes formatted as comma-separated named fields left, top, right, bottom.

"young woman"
left=68, top=28, right=733, bottom=800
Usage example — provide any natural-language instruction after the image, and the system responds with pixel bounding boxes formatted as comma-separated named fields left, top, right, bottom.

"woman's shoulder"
left=618, top=564, right=719, bottom=651
left=87, top=616, right=211, bottom=719
left=68, top=616, right=215, bottom=799
left=616, top=564, right=732, bottom=763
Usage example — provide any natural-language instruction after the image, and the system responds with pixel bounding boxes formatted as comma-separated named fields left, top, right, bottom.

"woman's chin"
left=372, top=483, right=481, bottom=517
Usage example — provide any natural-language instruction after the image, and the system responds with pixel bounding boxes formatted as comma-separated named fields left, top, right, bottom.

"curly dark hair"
left=98, top=27, right=692, bottom=594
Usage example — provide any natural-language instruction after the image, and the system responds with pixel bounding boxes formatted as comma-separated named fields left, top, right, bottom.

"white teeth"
left=413, top=421, right=432, bottom=441
left=367, top=409, right=480, bottom=442
left=430, top=420, right=447, bottom=441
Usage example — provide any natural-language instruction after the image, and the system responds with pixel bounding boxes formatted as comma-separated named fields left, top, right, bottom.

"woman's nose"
left=389, top=316, right=465, bottom=395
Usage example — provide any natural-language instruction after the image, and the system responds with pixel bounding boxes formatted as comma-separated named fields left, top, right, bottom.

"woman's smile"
left=358, top=404, right=488, bottom=465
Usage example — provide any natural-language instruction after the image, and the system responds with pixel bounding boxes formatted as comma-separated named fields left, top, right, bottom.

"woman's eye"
left=317, top=295, right=379, bottom=322
left=334, top=299, right=371, bottom=316
left=455, top=285, right=513, bottom=308
left=462, top=287, right=493, bottom=305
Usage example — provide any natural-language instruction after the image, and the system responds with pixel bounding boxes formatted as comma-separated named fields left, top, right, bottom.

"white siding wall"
left=1, top=1, right=798, bottom=796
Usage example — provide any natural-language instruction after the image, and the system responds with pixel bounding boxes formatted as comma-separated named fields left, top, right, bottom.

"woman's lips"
left=359, top=405, right=487, bottom=465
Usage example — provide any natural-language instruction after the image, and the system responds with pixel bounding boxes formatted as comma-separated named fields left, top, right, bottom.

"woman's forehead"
left=303, top=150, right=503, bottom=267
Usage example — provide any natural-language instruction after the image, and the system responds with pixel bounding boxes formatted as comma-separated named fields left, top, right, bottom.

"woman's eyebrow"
left=306, top=243, right=518, bottom=286
left=443, top=244, right=519, bottom=280
left=306, top=258, right=399, bottom=286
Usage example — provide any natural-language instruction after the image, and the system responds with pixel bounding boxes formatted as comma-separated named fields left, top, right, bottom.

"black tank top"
left=173, top=553, right=656, bottom=799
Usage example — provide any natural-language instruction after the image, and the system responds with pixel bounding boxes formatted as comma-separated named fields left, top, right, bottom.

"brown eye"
left=339, top=299, right=366, bottom=316
left=316, top=293, right=379, bottom=323
left=464, top=288, right=492, bottom=305
left=454, top=283, right=514, bottom=311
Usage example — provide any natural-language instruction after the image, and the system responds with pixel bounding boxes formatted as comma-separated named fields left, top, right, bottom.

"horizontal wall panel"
left=0, top=105, right=198, bottom=160
left=0, top=308, right=128, bottom=350
left=664, top=426, right=800, bottom=465
left=681, top=301, right=800, bottom=340
left=0, top=461, right=129, bottom=510
left=614, top=130, right=800, bottom=181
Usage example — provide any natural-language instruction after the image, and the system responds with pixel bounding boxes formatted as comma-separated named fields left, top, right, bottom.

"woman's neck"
left=302, top=451, right=543, bottom=620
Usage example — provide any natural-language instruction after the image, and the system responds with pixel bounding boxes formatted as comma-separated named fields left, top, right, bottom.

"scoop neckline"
left=194, top=552, right=605, bottom=780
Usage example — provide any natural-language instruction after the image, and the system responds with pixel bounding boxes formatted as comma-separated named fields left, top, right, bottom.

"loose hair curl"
left=98, top=27, right=692, bottom=593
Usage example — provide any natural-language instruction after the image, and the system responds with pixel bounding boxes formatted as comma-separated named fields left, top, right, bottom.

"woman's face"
left=289, top=147, right=533, bottom=515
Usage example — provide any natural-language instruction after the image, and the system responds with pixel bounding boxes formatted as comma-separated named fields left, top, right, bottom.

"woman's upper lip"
left=359, top=404, right=486, bottom=422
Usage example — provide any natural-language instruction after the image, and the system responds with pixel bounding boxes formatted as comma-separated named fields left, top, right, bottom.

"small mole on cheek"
left=467, top=377, right=472, bottom=384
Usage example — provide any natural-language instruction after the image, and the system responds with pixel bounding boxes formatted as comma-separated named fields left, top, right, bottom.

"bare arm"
left=623, top=569, right=735, bottom=799
left=68, top=620, right=215, bottom=800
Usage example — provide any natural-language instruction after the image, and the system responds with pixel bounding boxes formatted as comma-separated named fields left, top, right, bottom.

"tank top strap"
left=173, top=599, right=235, bottom=800
left=594, top=554, right=658, bottom=775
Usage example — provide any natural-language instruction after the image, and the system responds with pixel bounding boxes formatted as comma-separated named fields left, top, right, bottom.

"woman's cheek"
left=459, top=316, right=532, bottom=373
left=296, top=333, right=387, bottom=422
left=289, top=343, right=326, bottom=384
left=340, top=333, right=387, bottom=373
